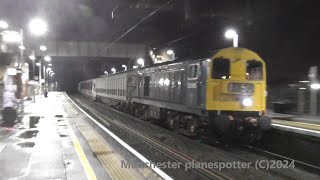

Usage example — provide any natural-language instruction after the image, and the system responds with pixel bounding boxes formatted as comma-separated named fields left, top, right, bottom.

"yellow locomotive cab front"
left=206, top=48, right=266, bottom=114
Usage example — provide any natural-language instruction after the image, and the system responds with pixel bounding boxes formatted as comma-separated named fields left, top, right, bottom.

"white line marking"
left=66, top=93, right=174, bottom=180
left=272, top=123, right=320, bottom=136
left=0, top=144, right=6, bottom=153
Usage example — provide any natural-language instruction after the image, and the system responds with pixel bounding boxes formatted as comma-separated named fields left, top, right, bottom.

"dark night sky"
left=1, top=0, right=320, bottom=90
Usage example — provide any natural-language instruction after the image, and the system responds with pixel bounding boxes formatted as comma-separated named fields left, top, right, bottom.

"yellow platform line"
left=66, top=120, right=97, bottom=180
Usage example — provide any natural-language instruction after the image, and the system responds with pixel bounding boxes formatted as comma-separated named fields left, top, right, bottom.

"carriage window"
left=212, top=58, right=230, bottom=79
left=247, top=60, right=263, bottom=80
left=187, top=64, right=199, bottom=79
left=144, top=76, right=150, bottom=96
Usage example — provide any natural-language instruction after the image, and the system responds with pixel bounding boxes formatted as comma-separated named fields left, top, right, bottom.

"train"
left=78, top=47, right=271, bottom=142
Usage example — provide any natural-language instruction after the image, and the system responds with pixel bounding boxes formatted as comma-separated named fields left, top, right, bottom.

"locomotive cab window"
left=212, top=58, right=230, bottom=79
left=187, top=64, right=199, bottom=79
left=246, top=60, right=263, bottom=80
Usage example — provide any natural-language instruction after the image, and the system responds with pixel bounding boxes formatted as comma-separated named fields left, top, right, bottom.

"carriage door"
left=186, top=63, right=201, bottom=107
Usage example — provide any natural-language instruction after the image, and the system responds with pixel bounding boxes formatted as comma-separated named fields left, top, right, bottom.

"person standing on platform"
left=2, top=85, right=18, bottom=127
left=44, top=89, right=48, bottom=98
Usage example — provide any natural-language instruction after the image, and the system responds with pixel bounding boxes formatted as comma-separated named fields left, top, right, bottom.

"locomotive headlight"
left=242, top=97, right=253, bottom=107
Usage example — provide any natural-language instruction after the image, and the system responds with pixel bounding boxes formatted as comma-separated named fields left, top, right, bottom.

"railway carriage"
left=79, top=47, right=271, bottom=141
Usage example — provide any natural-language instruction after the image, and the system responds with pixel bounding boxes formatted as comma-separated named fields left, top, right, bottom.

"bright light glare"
left=242, top=98, right=253, bottom=107
left=2, top=31, right=21, bottom=43
left=24, top=63, right=29, bottom=66
left=104, top=71, right=108, bottom=74
left=159, top=78, right=164, bottom=85
left=164, top=78, right=170, bottom=86
left=36, top=62, right=40, bottom=66
left=299, top=80, right=310, bottom=83
left=29, top=18, right=48, bottom=36
left=29, top=55, right=35, bottom=60
left=0, top=20, right=8, bottom=29
left=40, top=45, right=47, bottom=51
left=44, top=56, right=51, bottom=61
left=311, top=83, right=320, bottom=90
left=48, top=63, right=52, bottom=66
left=111, top=68, right=116, bottom=74
left=225, top=29, right=237, bottom=39
left=166, top=49, right=174, bottom=55
left=137, top=58, right=144, bottom=67
left=7, top=68, right=16, bottom=75
left=18, top=45, right=25, bottom=50
left=122, top=64, right=127, bottom=71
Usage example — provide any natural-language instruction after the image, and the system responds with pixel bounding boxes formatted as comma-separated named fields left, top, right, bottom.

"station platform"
left=269, top=112, right=320, bottom=137
left=0, top=92, right=166, bottom=180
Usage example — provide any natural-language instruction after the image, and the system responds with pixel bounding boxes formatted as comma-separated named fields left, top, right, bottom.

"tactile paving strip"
left=69, top=117, right=144, bottom=180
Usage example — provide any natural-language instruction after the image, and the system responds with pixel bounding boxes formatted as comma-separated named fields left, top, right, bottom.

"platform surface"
left=0, top=92, right=148, bottom=180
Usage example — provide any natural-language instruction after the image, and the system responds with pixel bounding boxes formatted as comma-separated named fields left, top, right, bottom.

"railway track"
left=246, top=145, right=320, bottom=173
left=71, top=95, right=233, bottom=180
left=71, top=94, right=320, bottom=179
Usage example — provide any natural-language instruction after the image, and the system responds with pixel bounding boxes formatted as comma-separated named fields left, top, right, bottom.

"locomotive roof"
left=81, top=47, right=263, bottom=82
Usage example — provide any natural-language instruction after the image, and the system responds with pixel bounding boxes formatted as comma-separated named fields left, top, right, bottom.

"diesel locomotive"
left=78, top=47, right=271, bottom=142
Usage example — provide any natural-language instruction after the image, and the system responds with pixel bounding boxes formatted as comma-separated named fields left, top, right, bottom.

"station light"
left=225, top=29, right=237, bottom=39
left=29, top=55, right=36, bottom=60
left=40, top=45, right=47, bottom=51
left=137, top=58, right=144, bottom=67
left=111, top=68, right=116, bottom=74
left=311, top=83, right=320, bottom=90
left=166, top=49, right=174, bottom=55
left=48, top=63, right=52, bottom=66
left=28, top=18, right=48, bottom=36
left=0, top=20, right=8, bottom=29
left=7, top=68, right=17, bottom=75
left=122, top=64, right=127, bottom=71
left=104, top=71, right=108, bottom=74
left=225, top=29, right=238, bottom=47
left=299, top=80, right=310, bottom=83
left=44, top=55, right=51, bottom=61
left=24, top=63, right=29, bottom=66
left=36, top=62, right=40, bottom=66
left=133, top=66, right=138, bottom=69
left=18, top=45, right=25, bottom=50
left=149, top=51, right=153, bottom=56
left=46, top=67, right=52, bottom=71
left=1, top=30, right=21, bottom=43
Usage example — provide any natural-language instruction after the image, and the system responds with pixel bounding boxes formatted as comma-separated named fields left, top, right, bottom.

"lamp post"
left=225, top=29, right=239, bottom=47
